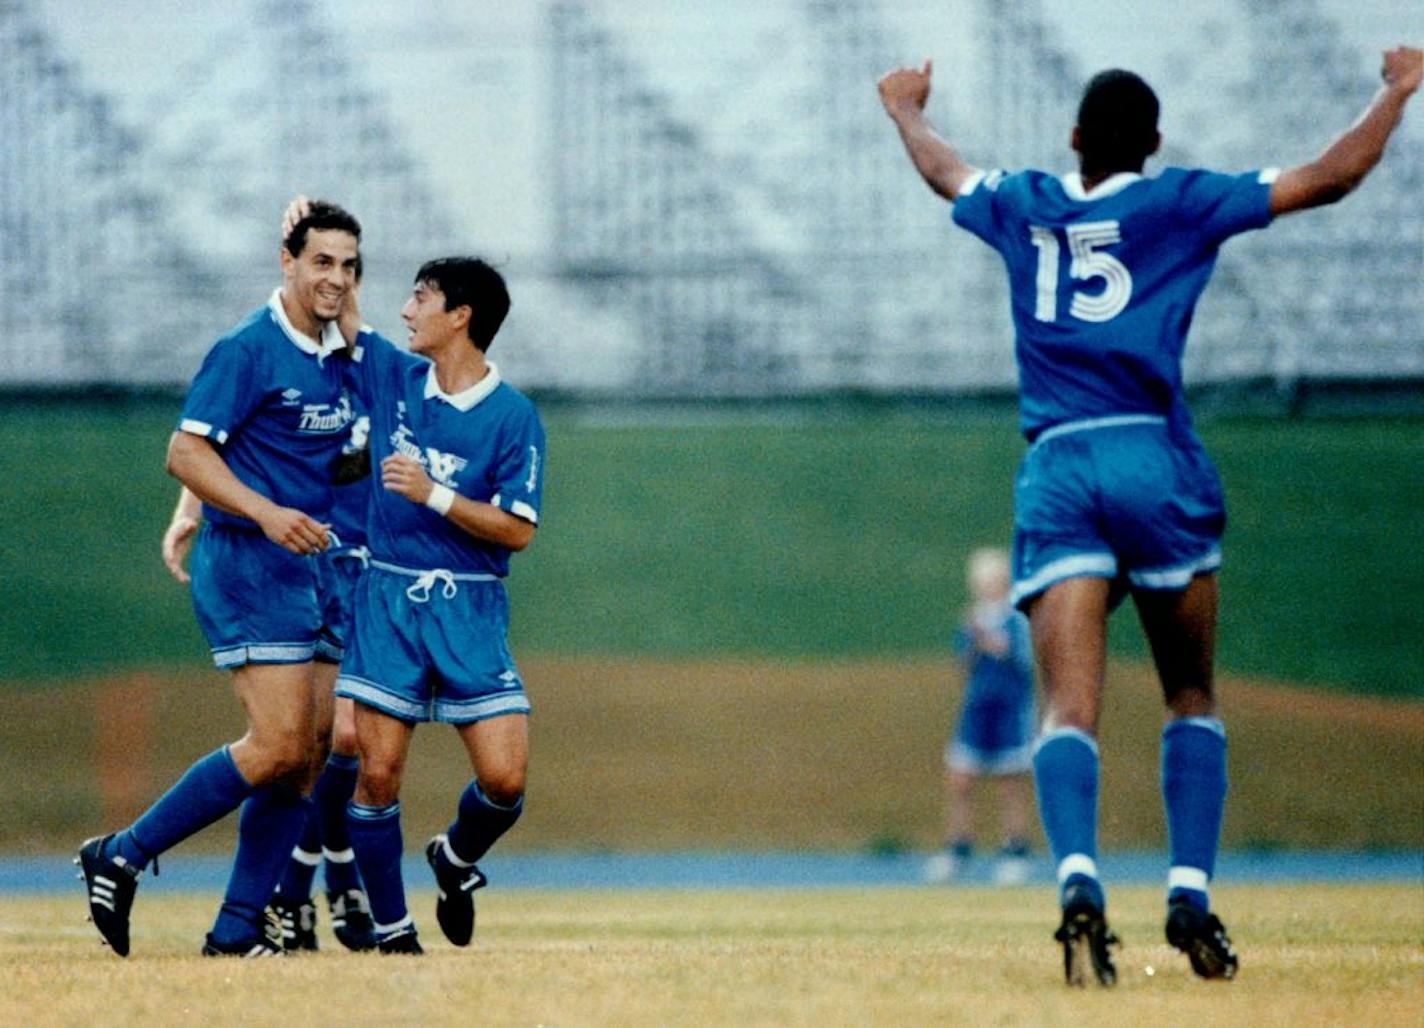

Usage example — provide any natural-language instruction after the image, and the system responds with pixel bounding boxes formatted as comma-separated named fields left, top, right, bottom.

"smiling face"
left=279, top=228, right=359, bottom=337
left=400, top=279, right=471, bottom=357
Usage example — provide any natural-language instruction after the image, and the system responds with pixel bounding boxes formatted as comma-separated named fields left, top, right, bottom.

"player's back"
left=952, top=166, right=1275, bottom=437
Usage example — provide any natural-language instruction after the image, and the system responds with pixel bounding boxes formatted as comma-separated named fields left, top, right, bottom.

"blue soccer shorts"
left=335, top=562, right=531, bottom=724
left=945, top=695, right=1035, bottom=774
left=190, top=523, right=332, bottom=669
left=315, top=545, right=369, bottom=663
left=1010, top=415, right=1226, bottom=611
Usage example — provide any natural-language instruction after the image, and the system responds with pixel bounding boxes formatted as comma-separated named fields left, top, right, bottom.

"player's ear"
left=448, top=304, right=472, bottom=334
left=1149, top=131, right=1162, bottom=157
left=1070, top=125, right=1083, bottom=155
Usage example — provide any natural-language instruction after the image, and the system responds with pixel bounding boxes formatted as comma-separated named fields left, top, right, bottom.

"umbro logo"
left=281, top=388, right=303, bottom=405
left=499, top=670, right=519, bottom=687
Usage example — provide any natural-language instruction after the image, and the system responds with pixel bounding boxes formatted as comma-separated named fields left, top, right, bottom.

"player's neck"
left=278, top=288, right=323, bottom=341
left=1078, top=163, right=1144, bottom=193
left=430, top=345, right=490, bottom=396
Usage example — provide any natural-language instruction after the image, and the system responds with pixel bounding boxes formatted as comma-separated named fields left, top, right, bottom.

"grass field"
left=5, top=885, right=1421, bottom=1024
left=2, top=398, right=1421, bottom=696
left=6, top=656, right=1420, bottom=854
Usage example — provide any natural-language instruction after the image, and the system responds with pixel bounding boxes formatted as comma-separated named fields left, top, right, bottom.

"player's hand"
left=281, top=195, right=313, bottom=244
left=256, top=504, right=330, bottom=555
left=1382, top=46, right=1423, bottom=98
left=878, top=59, right=933, bottom=116
left=161, top=515, right=200, bottom=584
left=336, top=280, right=363, bottom=348
left=381, top=454, right=436, bottom=505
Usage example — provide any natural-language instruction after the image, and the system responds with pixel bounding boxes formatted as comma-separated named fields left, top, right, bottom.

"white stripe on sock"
left=322, top=847, right=356, bottom=863
left=290, top=848, right=322, bottom=866
left=1056, top=854, right=1098, bottom=884
left=1168, top=866, right=1210, bottom=892
left=442, top=836, right=475, bottom=868
left=373, top=914, right=413, bottom=935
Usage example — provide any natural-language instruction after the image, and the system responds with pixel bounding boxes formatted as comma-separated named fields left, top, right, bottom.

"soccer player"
left=878, top=46, right=1422, bottom=984
left=78, top=201, right=362, bottom=957
left=330, top=249, right=544, bottom=954
left=924, top=548, right=1035, bottom=886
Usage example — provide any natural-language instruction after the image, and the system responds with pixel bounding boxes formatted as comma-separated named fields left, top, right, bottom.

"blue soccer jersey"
left=178, top=289, right=353, bottom=529
left=952, top=167, right=1275, bottom=437
left=344, top=329, right=544, bottom=575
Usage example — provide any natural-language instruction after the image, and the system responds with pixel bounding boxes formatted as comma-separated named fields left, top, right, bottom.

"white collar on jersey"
left=1060, top=171, right=1142, bottom=202
left=424, top=361, right=501, bottom=412
left=267, top=288, right=345, bottom=360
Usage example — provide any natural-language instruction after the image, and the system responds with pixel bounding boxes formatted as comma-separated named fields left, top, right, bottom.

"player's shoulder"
left=489, top=378, right=542, bottom=424
left=203, top=306, right=275, bottom=362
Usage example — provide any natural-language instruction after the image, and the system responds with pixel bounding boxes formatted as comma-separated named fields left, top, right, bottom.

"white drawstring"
left=407, top=568, right=459, bottom=603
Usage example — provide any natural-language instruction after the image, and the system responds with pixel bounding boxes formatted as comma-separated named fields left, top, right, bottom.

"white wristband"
left=425, top=484, right=455, bottom=516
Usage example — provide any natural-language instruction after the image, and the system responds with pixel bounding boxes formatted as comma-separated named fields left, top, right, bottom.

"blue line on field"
left=9, top=849, right=1423, bottom=895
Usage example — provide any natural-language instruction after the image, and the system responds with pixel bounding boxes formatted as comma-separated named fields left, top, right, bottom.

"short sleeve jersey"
left=178, top=290, right=353, bottom=530
left=345, top=329, right=544, bottom=576
left=951, top=167, right=1275, bottom=437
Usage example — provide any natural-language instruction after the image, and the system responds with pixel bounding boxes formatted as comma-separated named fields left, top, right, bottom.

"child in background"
left=926, top=547, right=1036, bottom=884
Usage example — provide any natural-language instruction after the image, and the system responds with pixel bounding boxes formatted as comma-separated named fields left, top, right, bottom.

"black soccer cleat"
left=376, top=926, right=424, bottom=955
left=327, top=888, right=378, bottom=951
left=1166, top=901, right=1238, bottom=980
left=426, top=834, right=486, bottom=947
left=1054, top=889, right=1119, bottom=987
left=200, top=932, right=286, bottom=958
left=267, top=893, right=319, bottom=952
left=76, top=835, right=140, bottom=957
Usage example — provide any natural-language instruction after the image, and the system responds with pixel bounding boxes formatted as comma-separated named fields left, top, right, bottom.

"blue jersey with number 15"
left=952, top=167, right=1275, bottom=438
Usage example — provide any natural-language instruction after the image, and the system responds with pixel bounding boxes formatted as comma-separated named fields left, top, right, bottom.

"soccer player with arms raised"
left=304, top=209, right=543, bottom=953
left=79, top=202, right=365, bottom=956
left=879, top=46, right=1421, bottom=985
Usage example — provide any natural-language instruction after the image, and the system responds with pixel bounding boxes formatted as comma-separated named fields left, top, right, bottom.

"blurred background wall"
left=2, top=0, right=1420, bottom=398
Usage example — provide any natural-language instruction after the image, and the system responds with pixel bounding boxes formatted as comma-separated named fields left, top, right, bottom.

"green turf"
left=2, top=397, right=1420, bottom=696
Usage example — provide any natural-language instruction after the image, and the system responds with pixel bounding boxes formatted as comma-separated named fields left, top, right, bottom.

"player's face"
left=401, top=281, right=467, bottom=355
left=282, top=229, right=359, bottom=326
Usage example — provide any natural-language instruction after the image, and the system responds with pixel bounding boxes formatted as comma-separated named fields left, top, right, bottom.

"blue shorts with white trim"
left=946, top=695, right=1035, bottom=775
left=190, top=522, right=330, bottom=669
left=1010, top=416, right=1225, bottom=611
left=335, top=561, right=530, bottom=724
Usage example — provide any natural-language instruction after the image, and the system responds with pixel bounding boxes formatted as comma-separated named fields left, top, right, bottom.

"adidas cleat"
left=1054, top=894, right=1119, bottom=987
left=426, top=834, right=486, bottom=946
left=76, top=835, right=139, bottom=957
left=201, top=933, right=285, bottom=958
left=328, top=888, right=378, bottom=951
left=1166, top=901, right=1238, bottom=980
left=267, top=894, right=319, bottom=952
left=376, top=927, right=424, bottom=955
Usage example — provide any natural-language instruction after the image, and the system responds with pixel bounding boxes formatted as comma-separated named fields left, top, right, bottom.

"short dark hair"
left=415, top=257, right=510, bottom=352
left=285, top=200, right=362, bottom=258
left=1076, top=70, right=1159, bottom=172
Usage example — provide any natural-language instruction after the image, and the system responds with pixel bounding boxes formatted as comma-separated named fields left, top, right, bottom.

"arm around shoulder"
left=1269, top=45, right=1421, bottom=216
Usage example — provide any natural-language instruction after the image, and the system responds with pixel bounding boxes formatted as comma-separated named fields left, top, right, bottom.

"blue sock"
left=446, top=780, right=523, bottom=865
left=315, top=753, right=362, bottom=895
left=107, top=746, right=252, bottom=869
left=210, top=786, right=312, bottom=944
left=1162, top=716, right=1227, bottom=913
left=276, top=807, right=321, bottom=900
left=349, top=801, right=409, bottom=937
left=1033, top=728, right=1105, bottom=911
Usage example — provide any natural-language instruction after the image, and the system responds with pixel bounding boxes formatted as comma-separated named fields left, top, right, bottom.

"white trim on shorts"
left=1027, top=413, right=1166, bottom=453
left=1128, top=545, right=1222, bottom=590
left=946, top=740, right=1033, bottom=775
left=1010, top=552, right=1117, bottom=608
left=212, top=641, right=317, bottom=669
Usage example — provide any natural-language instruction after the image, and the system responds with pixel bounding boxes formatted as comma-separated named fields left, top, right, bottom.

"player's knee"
left=357, top=761, right=403, bottom=807
left=478, top=769, right=526, bottom=808
left=330, top=718, right=359, bottom=756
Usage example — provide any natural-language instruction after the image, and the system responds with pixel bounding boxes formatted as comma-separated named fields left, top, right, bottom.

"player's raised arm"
left=1269, top=45, right=1422, bottom=216
left=878, top=59, right=980, bottom=201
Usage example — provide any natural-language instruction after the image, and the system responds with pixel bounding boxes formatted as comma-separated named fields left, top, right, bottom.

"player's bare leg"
left=1133, top=573, right=1239, bottom=979
left=1028, top=577, right=1118, bottom=985
left=425, top=714, right=529, bottom=946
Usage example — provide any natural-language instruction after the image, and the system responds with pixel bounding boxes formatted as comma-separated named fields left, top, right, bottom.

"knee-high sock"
left=276, top=806, right=322, bottom=900
left=1033, top=728, right=1104, bottom=910
left=348, top=801, right=408, bottom=936
left=445, top=780, right=523, bottom=866
left=1161, top=716, right=1227, bottom=913
left=107, top=746, right=252, bottom=869
left=315, top=753, right=362, bottom=895
left=210, top=785, right=312, bottom=944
